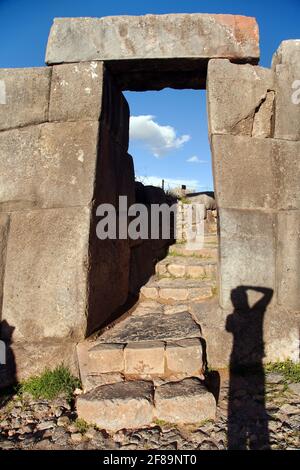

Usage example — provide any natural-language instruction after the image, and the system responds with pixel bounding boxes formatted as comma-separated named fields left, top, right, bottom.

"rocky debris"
left=1, top=373, right=300, bottom=450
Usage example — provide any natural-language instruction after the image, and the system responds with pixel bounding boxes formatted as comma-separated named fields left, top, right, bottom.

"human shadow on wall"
left=0, top=320, right=16, bottom=399
left=226, top=286, right=273, bottom=450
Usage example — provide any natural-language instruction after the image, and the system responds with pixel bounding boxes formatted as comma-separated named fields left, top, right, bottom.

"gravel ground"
left=1, top=372, right=299, bottom=450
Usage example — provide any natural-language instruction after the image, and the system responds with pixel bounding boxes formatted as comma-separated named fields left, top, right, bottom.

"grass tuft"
left=17, top=364, right=81, bottom=401
left=265, top=360, right=300, bottom=383
left=75, top=418, right=89, bottom=434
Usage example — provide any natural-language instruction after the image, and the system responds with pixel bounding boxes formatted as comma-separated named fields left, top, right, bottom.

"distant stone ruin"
left=0, top=14, right=299, bottom=390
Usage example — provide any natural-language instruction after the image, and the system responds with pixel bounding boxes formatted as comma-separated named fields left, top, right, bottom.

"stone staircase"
left=76, top=235, right=219, bottom=432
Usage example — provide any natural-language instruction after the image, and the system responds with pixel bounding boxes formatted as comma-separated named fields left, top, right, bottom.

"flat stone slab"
left=95, top=311, right=201, bottom=343
left=155, top=378, right=216, bottom=424
left=156, top=256, right=217, bottom=278
left=77, top=381, right=154, bottom=431
left=46, top=14, right=259, bottom=90
left=141, top=277, right=213, bottom=302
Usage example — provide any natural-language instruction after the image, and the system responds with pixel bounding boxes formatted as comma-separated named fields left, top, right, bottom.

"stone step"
left=168, top=243, right=218, bottom=260
left=77, top=305, right=205, bottom=391
left=156, top=256, right=217, bottom=279
left=140, top=277, right=214, bottom=302
left=76, top=378, right=216, bottom=432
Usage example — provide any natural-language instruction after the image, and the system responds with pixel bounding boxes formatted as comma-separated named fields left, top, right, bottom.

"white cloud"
left=136, top=175, right=201, bottom=191
left=187, top=156, right=208, bottom=163
left=130, top=115, right=190, bottom=157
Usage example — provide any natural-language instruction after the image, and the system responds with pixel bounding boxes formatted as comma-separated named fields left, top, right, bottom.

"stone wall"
left=0, top=14, right=298, bottom=383
left=0, top=62, right=138, bottom=384
left=207, top=40, right=300, bottom=362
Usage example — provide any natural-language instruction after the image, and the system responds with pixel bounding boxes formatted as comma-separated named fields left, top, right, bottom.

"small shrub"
left=17, top=364, right=81, bottom=401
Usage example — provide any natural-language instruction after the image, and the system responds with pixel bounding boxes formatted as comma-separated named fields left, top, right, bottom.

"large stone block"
left=0, top=122, right=99, bottom=211
left=46, top=15, right=259, bottom=90
left=49, top=62, right=129, bottom=149
left=207, top=60, right=274, bottom=137
left=124, top=341, right=165, bottom=375
left=211, top=135, right=276, bottom=210
left=1, top=207, right=91, bottom=341
left=273, top=140, right=300, bottom=211
left=277, top=211, right=300, bottom=311
left=49, top=61, right=104, bottom=122
left=218, top=209, right=276, bottom=309
left=272, top=40, right=300, bottom=69
left=272, top=41, right=300, bottom=141
left=77, top=381, right=154, bottom=431
left=0, top=67, right=50, bottom=131
left=154, top=378, right=216, bottom=424
left=165, top=339, right=204, bottom=376
left=273, top=65, right=300, bottom=141
left=0, top=339, right=78, bottom=388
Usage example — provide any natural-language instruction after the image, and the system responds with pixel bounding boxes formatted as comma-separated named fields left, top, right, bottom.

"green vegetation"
left=75, top=418, right=89, bottom=434
left=265, top=360, right=300, bottom=383
left=17, top=364, right=81, bottom=401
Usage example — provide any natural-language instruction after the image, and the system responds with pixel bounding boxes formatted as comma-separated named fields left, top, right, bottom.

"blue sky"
left=1, top=0, right=299, bottom=191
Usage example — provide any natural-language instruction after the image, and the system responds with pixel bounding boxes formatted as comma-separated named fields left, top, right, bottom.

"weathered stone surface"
left=0, top=67, right=50, bottom=131
left=0, top=214, right=9, bottom=314
left=46, top=14, right=259, bottom=90
left=132, top=301, right=163, bottom=317
left=89, top=344, right=125, bottom=373
left=142, top=278, right=213, bottom=302
left=272, top=40, right=300, bottom=69
left=212, top=135, right=276, bottom=210
left=167, top=264, right=186, bottom=278
left=212, top=136, right=300, bottom=211
left=124, top=341, right=165, bottom=375
left=218, top=209, right=276, bottom=309
left=288, top=383, right=300, bottom=396
left=140, top=286, right=158, bottom=300
left=0, top=122, right=99, bottom=211
left=272, top=41, right=300, bottom=141
left=277, top=211, right=300, bottom=311
left=76, top=340, right=124, bottom=391
left=274, top=140, right=300, bottom=211
left=252, top=90, right=275, bottom=138
left=1, top=207, right=91, bottom=341
left=156, top=256, right=217, bottom=279
left=96, top=311, right=201, bottom=343
left=166, top=339, right=204, bottom=376
left=0, top=339, right=78, bottom=387
left=207, top=60, right=274, bottom=137
left=83, top=373, right=124, bottom=393
left=168, top=243, right=217, bottom=260
left=164, top=304, right=188, bottom=315
left=155, top=378, right=216, bottom=424
left=49, top=61, right=104, bottom=122
left=77, top=381, right=154, bottom=431
left=190, top=299, right=232, bottom=369
left=263, top=308, right=299, bottom=363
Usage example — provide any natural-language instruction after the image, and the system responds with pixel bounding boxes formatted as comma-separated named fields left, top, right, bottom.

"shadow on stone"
left=0, top=320, right=16, bottom=392
left=226, top=285, right=273, bottom=450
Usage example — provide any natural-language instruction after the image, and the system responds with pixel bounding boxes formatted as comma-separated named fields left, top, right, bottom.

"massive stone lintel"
left=45, top=14, right=260, bottom=90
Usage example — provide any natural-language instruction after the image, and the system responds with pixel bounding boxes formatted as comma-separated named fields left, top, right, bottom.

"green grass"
left=17, top=364, right=81, bottom=401
left=75, top=418, right=89, bottom=434
left=265, top=360, right=300, bottom=383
